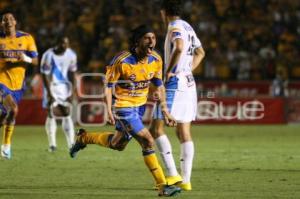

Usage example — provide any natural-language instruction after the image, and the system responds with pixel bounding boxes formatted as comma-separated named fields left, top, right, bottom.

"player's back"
left=164, top=19, right=202, bottom=74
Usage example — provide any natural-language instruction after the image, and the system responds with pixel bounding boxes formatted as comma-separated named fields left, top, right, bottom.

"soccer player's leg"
left=0, top=101, right=7, bottom=127
left=126, top=106, right=180, bottom=196
left=70, top=107, right=140, bottom=158
left=45, top=113, right=57, bottom=152
left=42, top=93, right=57, bottom=152
left=1, top=94, right=18, bottom=159
left=70, top=129, right=117, bottom=158
left=150, top=97, right=182, bottom=186
left=134, top=128, right=181, bottom=196
left=171, top=89, right=197, bottom=191
left=58, top=104, right=75, bottom=149
left=69, top=126, right=131, bottom=158
left=0, top=102, right=7, bottom=154
left=176, top=122, right=194, bottom=191
left=62, top=115, right=75, bottom=149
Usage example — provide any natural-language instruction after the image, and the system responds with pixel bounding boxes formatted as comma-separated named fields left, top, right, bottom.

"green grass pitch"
left=0, top=125, right=299, bottom=199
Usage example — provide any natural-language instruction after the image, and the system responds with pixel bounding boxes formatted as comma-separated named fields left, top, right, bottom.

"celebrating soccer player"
left=69, top=24, right=181, bottom=197
left=0, top=11, right=38, bottom=159
left=150, top=0, right=205, bottom=191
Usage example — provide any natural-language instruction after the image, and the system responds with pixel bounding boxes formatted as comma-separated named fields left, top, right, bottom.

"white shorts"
left=42, top=82, right=72, bottom=108
left=153, top=86, right=197, bottom=123
left=170, top=88, right=197, bottom=123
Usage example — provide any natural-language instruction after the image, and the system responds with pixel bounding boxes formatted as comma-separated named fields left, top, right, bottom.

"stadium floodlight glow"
left=77, top=101, right=107, bottom=127
left=76, top=73, right=106, bottom=99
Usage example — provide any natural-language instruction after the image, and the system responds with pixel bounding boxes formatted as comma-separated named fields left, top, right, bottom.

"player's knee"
left=0, top=111, right=7, bottom=119
left=115, top=145, right=126, bottom=151
left=8, top=106, right=18, bottom=118
left=61, top=108, right=70, bottom=117
left=110, top=139, right=127, bottom=151
left=144, top=136, right=155, bottom=149
left=110, top=143, right=126, bottom=151
left=0, top=112, right=6, bottom=125
left=149, top=125, right=164, bottom=139
left=176, top=130, right=192, bottom=143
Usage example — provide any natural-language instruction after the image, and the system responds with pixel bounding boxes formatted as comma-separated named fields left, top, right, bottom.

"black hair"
left=0, top=9, right=16, bottom=21
left=54, top=34, right=68, bottom=45
left=160, top=0, right=182, bottom=16
left=129, top=24, right=154, bottom=51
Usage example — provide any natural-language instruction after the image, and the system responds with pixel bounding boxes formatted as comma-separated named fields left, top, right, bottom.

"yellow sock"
left=143, top=151, right=166, bottom=187
left=79, top=132, right=113, bottom=147
left=3, top=125, right=14, bottom=145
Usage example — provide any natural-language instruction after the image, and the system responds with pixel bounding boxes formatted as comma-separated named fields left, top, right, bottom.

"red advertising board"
left=16, top=98, right=287, bottom=125
left=194, top=98, right=286, bottom=124
left=16, top=99, right=47, bottom=125
left=286, top=99, right=300, bottom=123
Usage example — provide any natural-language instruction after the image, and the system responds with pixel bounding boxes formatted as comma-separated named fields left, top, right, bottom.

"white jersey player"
left=40, top=36, right=77, bottom=152
left=150, top=0, right=205, bottom=191
left=163, top=18, right=202, bottom=122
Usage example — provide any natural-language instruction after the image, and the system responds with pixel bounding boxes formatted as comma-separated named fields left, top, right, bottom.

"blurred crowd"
left=1, top=0, right=300, bottom=80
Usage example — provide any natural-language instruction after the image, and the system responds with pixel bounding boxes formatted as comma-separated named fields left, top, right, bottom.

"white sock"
left=45, top=117, right=57, bottom=147
left=155, top=134, right=178, bottom=177
left=180, top=141, right=194, bottom=183
left=62, top=116, right=75, bottom=149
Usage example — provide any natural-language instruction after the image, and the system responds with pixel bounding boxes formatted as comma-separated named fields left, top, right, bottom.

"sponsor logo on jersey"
left=129, top=74, right=136, bottom=81
left=0, top=44, right=5, bottom=50
left=148, top=72, right=154, bottom=78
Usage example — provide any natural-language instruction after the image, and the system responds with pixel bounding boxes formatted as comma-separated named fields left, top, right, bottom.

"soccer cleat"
left=178, top=182, right=192, bottom=191
left=166, top=175, right=183, bottom=186
left=154, top=175, right=183, bottom=190
left=69, top=129, right=87, bottom=158
left=48, top=145, right=57, bottom=152
left=1, top=145, right=11, bottom=159
left=158, top=185, right=181, bottom=197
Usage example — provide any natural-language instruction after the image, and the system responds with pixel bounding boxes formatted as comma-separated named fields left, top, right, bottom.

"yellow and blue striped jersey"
left=0, top=31, right=38, bottom=90
left=106, top=51, right=163, bottom=108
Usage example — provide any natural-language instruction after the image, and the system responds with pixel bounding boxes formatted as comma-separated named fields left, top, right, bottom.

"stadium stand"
left=1, top=0, right=300, bottom=80
left=1, top=0, right=300, bottom=124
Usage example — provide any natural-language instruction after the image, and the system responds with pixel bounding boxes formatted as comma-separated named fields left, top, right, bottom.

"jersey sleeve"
left=69, top=51, right=78, bottom=72
left=169, top=22, right=183, bottom=43
left=151, top=56, right=163, bottom=87
left=26, top=34, right=38, bottom=58
left=40, top=51, right=52, bottom=75
left=105, top=61, right=121, bottom=88
left=193, top=34, right=202, bottom=49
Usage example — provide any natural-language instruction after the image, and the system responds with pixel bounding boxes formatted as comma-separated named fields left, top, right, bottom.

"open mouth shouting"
left=147, top=46, right=154, bottom=54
